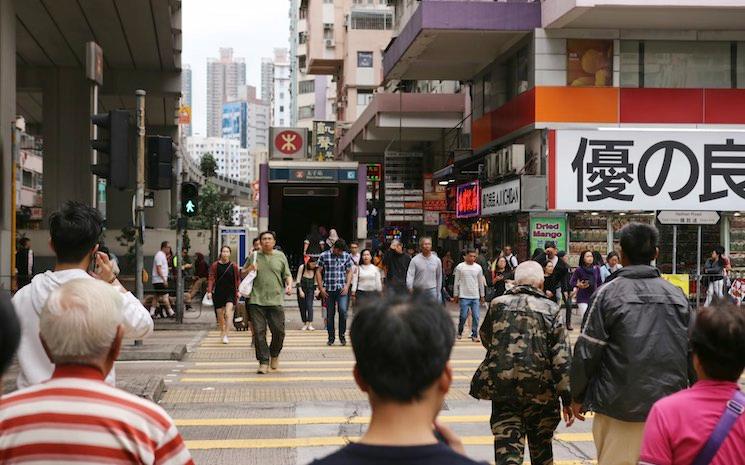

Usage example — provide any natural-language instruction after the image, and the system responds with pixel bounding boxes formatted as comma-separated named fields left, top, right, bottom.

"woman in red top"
left=207, top=246, right=241, bottom=344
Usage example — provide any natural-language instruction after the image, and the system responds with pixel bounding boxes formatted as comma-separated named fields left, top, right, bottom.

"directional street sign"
left=657, top=211, right=720, bottom=225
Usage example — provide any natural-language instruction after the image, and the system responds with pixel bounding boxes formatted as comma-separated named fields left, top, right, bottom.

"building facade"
left=304, top=0, right=394, bottom=126
left=379, top=0, right=745, bottom=280
left=182, top=64, right=193, bottom=136
left=261, top=57, right=274, bottom=104
left=206, top=48, right=247, bottom=137
left=16, top=131, right=43, bottom=229
left=222, top=85, right=270, bottom=152
left=272, top=48, right=292, bottom=127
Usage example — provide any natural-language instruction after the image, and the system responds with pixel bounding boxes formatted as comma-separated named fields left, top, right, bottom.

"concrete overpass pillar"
left=42, top=67, right=93, bottom=221
left=0, top=0, right=15, bottom=286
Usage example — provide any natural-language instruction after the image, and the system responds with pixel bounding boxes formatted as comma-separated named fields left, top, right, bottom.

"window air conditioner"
left=503, top=144, right=525, bottom=174
left=325, top=39, right=335, bottom=48
left=486, top=151, right=500, bottom=180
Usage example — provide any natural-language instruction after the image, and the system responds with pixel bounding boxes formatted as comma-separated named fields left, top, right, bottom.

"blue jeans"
left=326, top=290, right=349, bottom=342
left=458, top=298, right=480, bottom=338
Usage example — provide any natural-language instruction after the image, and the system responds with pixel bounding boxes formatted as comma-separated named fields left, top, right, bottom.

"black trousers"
left=248, top=304, right=285, bottom=363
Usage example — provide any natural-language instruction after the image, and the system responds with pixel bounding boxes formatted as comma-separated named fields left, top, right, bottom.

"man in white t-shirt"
left=149, top=241, right=174, bottom=318
left=453, top=249, right=485, bottom=342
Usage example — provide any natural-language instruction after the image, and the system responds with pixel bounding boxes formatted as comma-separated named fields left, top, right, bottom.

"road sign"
left=657, top=211, right=720, bottom=225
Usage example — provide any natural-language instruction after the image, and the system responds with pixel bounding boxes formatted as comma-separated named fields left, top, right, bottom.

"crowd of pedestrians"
left=2, top=208, right=743, bottom=465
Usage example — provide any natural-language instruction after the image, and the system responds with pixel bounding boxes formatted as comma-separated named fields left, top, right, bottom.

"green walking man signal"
left=181, top=182, right=199, bottom=217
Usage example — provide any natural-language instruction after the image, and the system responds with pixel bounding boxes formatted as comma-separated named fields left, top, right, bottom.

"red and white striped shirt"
left=0, top=365, right=194, bottom=465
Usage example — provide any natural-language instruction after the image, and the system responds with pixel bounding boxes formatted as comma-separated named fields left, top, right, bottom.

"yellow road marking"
left=175, top=415, right=491, bottom=426
left=184, top=433, right=593, bottom=450
left=195, top=346, right=485, bottom=351
left=192, top=360, right=485, bottom=366
left=184, top=367, right=479, bottom=374
left=180, top=375, right=475, bottom=383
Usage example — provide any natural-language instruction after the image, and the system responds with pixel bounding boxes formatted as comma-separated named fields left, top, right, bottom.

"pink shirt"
left=639, top=380, right=745, bottom=465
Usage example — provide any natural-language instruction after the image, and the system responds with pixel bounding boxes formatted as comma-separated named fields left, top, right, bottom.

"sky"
left=182, top=0, right=290, bottom=136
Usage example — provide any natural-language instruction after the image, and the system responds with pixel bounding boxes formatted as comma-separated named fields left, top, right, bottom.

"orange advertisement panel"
left=535, top=87, right=619, bottom=123
left=567, top=39, right=613, bottom=87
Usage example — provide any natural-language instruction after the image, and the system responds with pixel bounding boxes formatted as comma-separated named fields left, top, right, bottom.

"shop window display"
left=728, top=216, right=745, bottom=269
left=568, top=213, right=608, bottom=267
left=611, top=213, right=655, bottom=254
left=657, top=223, right=719, bottom=275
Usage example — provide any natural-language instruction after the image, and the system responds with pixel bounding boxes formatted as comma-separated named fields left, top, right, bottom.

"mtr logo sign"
left=270, top=128, right=308, bottom=159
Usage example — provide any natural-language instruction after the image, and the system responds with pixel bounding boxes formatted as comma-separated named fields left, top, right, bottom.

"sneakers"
left=307, top=324, right=315, bottom=331
left=149, top=307, right=157, bottom=318
left=257, top=364, right=269, bottom=374
left=457, top=333, right=463, bottom=340
left=270, top=357, right=279, bottom=370
left=222, top=335, right=229, bottom=344
left=471, top=336, right=480, bottom=343
left=340, top=337, right=347, bottom=346
left=327, top=340, right=334, bottom=346
left=167, top=308, right=175, bottom=318
left=301, top=322, right=309, bottom=331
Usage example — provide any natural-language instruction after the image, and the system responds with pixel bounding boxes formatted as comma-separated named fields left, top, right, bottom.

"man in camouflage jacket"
left=470, top=261, right=573, bottom=465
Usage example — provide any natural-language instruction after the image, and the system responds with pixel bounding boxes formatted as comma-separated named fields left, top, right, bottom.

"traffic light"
left=147, top=135, right=174, bottom=190
left=90, top=109, right=130, bottom=190
left=181, top=182, right=199, bottom=217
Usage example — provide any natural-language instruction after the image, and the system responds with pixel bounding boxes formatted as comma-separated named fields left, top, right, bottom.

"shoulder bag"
left=691, top=390, right=745, bottom=465
left=239, top=251, right=259, bottom=298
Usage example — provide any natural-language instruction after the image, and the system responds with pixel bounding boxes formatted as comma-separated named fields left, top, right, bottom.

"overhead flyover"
left=0, top=0, right=183, bottom=282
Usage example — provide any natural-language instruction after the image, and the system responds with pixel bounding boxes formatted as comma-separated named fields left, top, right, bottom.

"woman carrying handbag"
left=207, top=245, right=241, bottom=344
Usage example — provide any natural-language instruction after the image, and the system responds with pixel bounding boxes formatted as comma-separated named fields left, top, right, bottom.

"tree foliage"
left=200, top=152, right=218, bottom=178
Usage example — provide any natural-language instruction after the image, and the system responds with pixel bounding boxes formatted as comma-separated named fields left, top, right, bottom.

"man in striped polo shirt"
left=0, top=279, right=194, bottom=465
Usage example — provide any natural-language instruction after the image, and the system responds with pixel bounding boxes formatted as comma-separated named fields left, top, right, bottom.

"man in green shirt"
left=244, top=231, right=293, bottom=374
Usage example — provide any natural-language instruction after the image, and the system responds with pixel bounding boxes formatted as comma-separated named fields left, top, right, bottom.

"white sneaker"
left=307, top=324, right=315, bottom=331
left=149, top=307, right=157, bottom=318
left=222, top=335, right=229, bottom=344
left=301, top=323, right=308, bottom=331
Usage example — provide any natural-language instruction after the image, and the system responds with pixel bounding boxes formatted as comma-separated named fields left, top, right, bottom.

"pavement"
left=142, top=298, right=599, bottom=465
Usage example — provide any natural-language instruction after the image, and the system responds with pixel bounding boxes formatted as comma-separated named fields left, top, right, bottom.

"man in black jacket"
left=570, top=223, right=692, bottom=465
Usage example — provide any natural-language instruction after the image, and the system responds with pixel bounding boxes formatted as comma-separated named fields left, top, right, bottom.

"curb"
left=119, top=344, right=187, bottom=361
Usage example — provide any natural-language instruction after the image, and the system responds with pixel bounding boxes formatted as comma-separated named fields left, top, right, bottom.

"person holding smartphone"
left=570, top=250, right=602, bottom=326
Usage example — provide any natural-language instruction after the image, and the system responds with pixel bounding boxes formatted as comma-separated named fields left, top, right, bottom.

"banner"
left=661, top=274, right=690, bottom=297
left=551, top=130, right=745, bottom=211
left=529, top=216, right=567, bottom=253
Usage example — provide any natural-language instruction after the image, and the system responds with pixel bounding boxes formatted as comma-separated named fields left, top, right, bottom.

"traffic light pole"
left=175, top=125, right=184, bottom=324
left=135, top=90, right=146, bottom=313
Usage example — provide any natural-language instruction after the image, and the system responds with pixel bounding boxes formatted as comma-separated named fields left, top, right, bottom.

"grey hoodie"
left=12, top=269, right=153, bottom=389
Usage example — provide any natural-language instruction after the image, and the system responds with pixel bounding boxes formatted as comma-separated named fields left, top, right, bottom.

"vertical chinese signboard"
left=313, top=121, right=335, bottom=161
left=456, top=181, right=481, bottom=219
left=550, top=129, right=745, bottom=211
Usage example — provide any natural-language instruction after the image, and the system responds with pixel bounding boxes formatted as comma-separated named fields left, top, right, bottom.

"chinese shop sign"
left=313, top=121, right=336, bottom=161
left=456, top=181, right=480, bottom=218
left=530, top=216, right=567, bottom=253
left=551, top=130, right=745, bottom=211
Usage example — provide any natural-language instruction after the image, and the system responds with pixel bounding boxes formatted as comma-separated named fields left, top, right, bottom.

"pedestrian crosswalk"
left=163, top=327, right=597, bottom=464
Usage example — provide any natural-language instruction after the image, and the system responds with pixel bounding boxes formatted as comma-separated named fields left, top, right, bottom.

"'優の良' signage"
left=456, top=181, right=480, bottom=218
left=481, top=179, right=520, bottom=216
left=551, top=129, right=745, bottom=211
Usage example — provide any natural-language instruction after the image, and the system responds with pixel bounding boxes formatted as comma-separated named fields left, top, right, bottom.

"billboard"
left=270, top=127, right=308, bottom=160
left=567, top=39, right=613, bottom=87
left=551, top=129, right=745, bottom=211
left=529, top=215, right=567, bottom=254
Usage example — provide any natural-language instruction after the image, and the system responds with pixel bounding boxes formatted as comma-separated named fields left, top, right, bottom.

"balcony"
left=542, top=1, right=745, bottom=29
left=383, top=1, right=541, bottom=81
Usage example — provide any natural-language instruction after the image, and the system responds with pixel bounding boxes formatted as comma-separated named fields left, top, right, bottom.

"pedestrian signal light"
left=90, top=110, right=130, bottom=190
left=147, top=136, right=174, bottom=190
left=181, top=182, right=199, bottom=217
